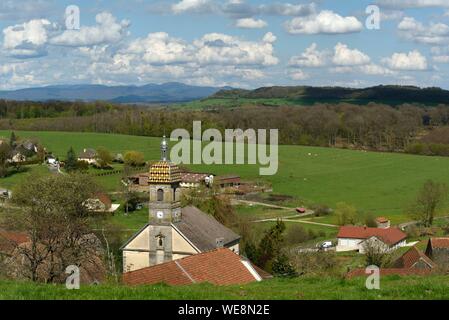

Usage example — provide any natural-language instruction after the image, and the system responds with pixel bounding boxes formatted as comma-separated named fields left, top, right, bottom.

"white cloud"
left=123, top=32, right=193, bottom=64
left=284, top=10, right=363, bottom=35
left=398, top=17, right=449, bottom=45
left=359, top=64, right=395, bottom=75
left=2, top=19, right=52, bottom=58
left=289, top=69, right=309, bottom=81
left=382, top=50, right=428, bottom=70
left=259, top=3, right=316, bottom=16
left=235, top=18, right=267, bottom=29
left=194, top=32, right=278, bottom=66
left=377, top=0, right=449, bottom=9
left=332, top=43, right=370, bottom=66
left=289, top=43, right=329, bottom=67
left=433, top=55, right=449, bottom=63
left=172, top=0, right=214, bottom=14
left=50, top=12, right=130, bottom=46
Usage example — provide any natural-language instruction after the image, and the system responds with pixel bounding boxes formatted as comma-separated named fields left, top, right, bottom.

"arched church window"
left=157, top=188, right=164, bottom=202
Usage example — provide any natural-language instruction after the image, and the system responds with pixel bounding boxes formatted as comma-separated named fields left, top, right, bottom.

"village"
left=0, top=133, right=448, bottom=289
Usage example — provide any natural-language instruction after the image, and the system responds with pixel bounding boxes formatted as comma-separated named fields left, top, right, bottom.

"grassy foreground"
left=2, top=130, right=449, bottom=219
left=1, top=276, right=449, bottom=300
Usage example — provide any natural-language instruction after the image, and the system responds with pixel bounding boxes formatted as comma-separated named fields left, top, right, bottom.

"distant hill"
left=0, top=82, right=231, bottom=103
left=210, top=85, right=449, bottom=105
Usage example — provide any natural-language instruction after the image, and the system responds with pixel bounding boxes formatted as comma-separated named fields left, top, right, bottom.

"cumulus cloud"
left=382, top=50, right=428, bottom=70
left=288, top=69, right=309, bottom=81
left=0, top=0, right=54, bottom=21
left=433, top=55, right=449, bottom=63
left=284, top=10, right=363, bottom=35
left=193, top=32, right=278, bottom=66
left=376, top=0, right=449, bottom=9
left=259, top=3, right=316, bottom=16
left=235, top=18, right=267, bottom=29
left=50, top=12, right=130, bottom=47
left=2, top=19, right=53, bottom=58
left=122, top=32, right=193, bottom=64
left=398, top=17, right=449, bottom=45
left=332, top=43, right=370, bottom=66
left=289, top=43, right=329, bottom=67
left=172, top=0, right=215, bottom=14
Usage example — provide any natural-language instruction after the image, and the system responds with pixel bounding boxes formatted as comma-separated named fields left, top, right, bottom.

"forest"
left=1, top=99, right=449, bottom=155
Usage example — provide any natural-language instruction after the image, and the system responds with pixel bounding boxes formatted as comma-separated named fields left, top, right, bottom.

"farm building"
left=123, top=248, right=270, bottom=286
left=127, top=171, right=215, bottom=192
left=84, top=193, right=120, bottom=213
left=393, top=246, right=435, bottom=270
left=336, top=226, right=407, bottom=253
left=425, top=238, right=449, bottom=267
left=179, top=172, right=214, bottom=189
left=216, top=175, right=241, bottom=188
left=375, top=217, right=390, bottom=229
left=78, top=148, right=97, bottom=164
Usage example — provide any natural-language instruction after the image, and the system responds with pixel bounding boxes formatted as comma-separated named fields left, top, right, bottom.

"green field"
left=1, top=275, right=448, bottom=300
left=2, top=130, right=449, bottom=223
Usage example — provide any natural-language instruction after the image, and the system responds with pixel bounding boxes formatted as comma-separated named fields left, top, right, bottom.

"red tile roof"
left=123, top=248, right=268, bottom=286
left=394, top=246, right=435, bottom=269
left=95, top=193, right=112, bottom=208
left=376, top=217, right=389, bottom=223
left=346, top=268, right=432, bottom=278
left=181, top=173, right=209, bottom=183
left=337, top=226, right=406, bottom=246
left=429, top=238, right=449, bottom=249
left=0, top=230, right=29, bottom=253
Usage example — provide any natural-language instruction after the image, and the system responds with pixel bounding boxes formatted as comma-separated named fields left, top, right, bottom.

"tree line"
left=2, top=101, right=449, bottom=153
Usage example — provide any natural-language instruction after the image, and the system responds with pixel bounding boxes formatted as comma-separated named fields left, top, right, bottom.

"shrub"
left=124, top=151, right=145, bottom=167
left=335, top=202, right=358, bottom=226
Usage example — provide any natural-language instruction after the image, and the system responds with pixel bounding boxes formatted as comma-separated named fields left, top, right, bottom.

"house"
left=126, top=172, right=150, bottom=193
left=216, top=175, right=241, bottom=188
left=10, top=151, right=26, bottom=163
left=0, top=188, right=11, bottom=200
left=4, top=233, right=105, bottom=284
left=393, top=246, right=436, bottom=270
left=121, top=137, right=241, bottom=272
left=0, top=230, right=29, bottom=257
left=425, top=238, right=449, bottom=267
left=376, top=217, right=390, bottom=229
left=85, top=193, right=120, bottom=213
left=180, top=172, right=213, bottom=189
left=123, top=248, right=271, bottom=286
left=336, top=226, right=407, bottom=253
left=19, top=140, right=38, bottom=153
left=78, top=148, right=97, bottom=164
left=46, top=155, right=57, bottom=165
left=127, top=172, right=215, bottom=192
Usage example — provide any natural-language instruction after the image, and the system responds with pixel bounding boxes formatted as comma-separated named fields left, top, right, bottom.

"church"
left=121, top=137, right=241, bottom=272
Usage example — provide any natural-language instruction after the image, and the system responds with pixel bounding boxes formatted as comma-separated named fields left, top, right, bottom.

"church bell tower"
left=148, top=136, right=182, bottom=224
left=146, top=136, right=183, bottom=265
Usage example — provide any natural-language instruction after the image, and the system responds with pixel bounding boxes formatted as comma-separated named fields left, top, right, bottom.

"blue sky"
left=1, top=0, right=449, bottom=89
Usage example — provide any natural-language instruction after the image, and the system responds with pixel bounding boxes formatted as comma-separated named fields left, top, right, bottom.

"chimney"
left=215, top=238, right=224, bottom=248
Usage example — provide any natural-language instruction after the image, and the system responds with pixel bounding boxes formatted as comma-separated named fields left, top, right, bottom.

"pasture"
left=2, top=130, right=449, bottom=223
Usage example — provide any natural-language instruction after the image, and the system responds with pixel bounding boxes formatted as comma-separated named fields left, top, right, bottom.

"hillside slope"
left=211, top=85, right=449, bottom=105
left=0, top=83, right=230, bottom=103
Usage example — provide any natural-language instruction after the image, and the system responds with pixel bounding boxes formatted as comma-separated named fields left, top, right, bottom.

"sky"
left=1, top=0, right=449, bottom=90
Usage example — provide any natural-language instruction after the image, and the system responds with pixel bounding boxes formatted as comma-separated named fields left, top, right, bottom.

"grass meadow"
left=2, top=130, right=449, bottom=223
left=1, top=275, right=448, bottom=300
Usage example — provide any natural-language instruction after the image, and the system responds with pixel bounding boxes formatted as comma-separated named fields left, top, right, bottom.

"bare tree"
left=408, top=180, right=448, bottom=227
left=2, top=173, right=104, bottom=283
left=362, top=239, right=392, bottom=267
